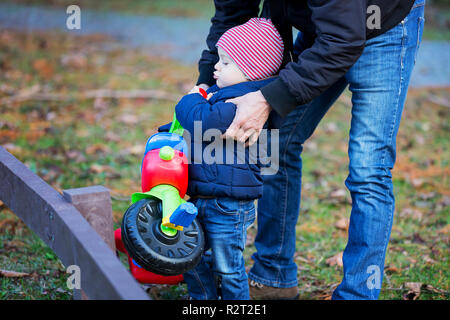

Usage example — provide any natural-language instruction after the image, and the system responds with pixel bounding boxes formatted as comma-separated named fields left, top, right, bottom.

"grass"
left=0, top=6, right=449, bottom=300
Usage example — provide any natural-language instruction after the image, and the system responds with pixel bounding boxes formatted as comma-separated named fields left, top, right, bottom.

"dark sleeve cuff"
left=158, top=122, right=172, bottom=132
left=260, top=78, right=298, bottom=118
left=196, top=63, right=216, bottom=87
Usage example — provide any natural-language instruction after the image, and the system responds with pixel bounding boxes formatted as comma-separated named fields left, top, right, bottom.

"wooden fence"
left=0, top=146, right=149, bottom=300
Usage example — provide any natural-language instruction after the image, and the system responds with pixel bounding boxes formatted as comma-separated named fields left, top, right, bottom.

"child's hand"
left=188, top=85, right=209, bottom=99
left=188, top=85, right=202, bottom=95
left=188, top=83, right=209, bottom=95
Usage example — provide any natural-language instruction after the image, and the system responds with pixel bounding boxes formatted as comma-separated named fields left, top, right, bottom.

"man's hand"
left=223, top=90, right=272, bottom=146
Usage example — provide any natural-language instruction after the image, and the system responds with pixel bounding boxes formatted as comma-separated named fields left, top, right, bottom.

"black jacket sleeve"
left=196, top=0, right=261, bottom=87
left=198, top=0, right=367, bottom=118
left=261, top=0, right=367, bottom=117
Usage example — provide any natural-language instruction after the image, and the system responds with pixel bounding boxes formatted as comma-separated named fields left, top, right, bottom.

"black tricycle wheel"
left=121, top=198, right=204, bottom=276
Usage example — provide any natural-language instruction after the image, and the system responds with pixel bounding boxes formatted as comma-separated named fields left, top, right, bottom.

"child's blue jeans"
left=183, top=196, right=255, bottom=300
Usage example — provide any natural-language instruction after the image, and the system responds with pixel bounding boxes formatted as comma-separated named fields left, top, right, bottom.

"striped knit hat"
left=216, top=18, right=284, bottom=81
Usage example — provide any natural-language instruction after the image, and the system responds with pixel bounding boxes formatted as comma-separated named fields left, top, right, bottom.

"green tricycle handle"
left=169, top=112, right=184, bottom=136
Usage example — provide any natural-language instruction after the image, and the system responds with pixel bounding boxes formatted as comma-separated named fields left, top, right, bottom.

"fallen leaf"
left=32, top=58, right=54, bottom=79
left=90, top=164, right=121, bottom=178
left=86, top=144, right=111, bottom=155
left=0, top=269, right=30, bottom=278
left=326, top=252, right=343, bottom=267
left=60, top=53, right=87, bottom=69
left=422, top=254, right=436, bottom=264
left=403, top=282, right=422, bottom=300
left=437, top=224, right=450, bottom=235
left=0, top=218, right=22, bottom=233
left=335, top=218, right=349, bottom=231
left=1, top=143, right=23, bottom=154
left=118, top=114, right=139, bottom=125
left=330, top=189, right=347, bottom=198
left=104, top=131, right=121, bottom=142
left=65, top=150, right=86, bottom=163
left=128, top=144, right=145, bottom=156
left=385, top=266, right=400, bottom=273
left=412, top=178, right=425, bottom=188
left=399, top=208, right=423, bottom=220
left=412, top=233, right=426, bottom=244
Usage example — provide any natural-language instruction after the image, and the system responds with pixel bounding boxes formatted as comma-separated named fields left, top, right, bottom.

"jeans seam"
left=415, top=17, right=424, bottom=64
left=365, top=15, right=406, bottom=301
left=191, top=268, right=209, bottom=299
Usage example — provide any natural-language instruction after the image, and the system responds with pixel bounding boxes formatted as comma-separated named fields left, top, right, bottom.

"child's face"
left=214, top=47, right=248, bottom=88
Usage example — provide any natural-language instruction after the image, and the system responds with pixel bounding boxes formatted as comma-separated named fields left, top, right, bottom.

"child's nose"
left=214, top=62, right=220, bottom=71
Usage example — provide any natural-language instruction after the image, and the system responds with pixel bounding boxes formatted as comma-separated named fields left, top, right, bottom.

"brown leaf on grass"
left=437, top=224, right=450, bottom=235
left=85, top=144, right=111, bottom=155
left=403, top=282, right=422, bottom=300
left=326, top=252, right=343, bottom=267
left=330, top=189, right=347, bottom=198
left=104, top=131, right=121, bottom=143
left=411, top=178, right=424, bottom=188
left=316, top=291, right=333, bottom=300
left=90, top=164, right=121, bottom=178
left=335, top=217, right=349, bottom=231
left=0, top=218, right=22, bottom=234
left=32, top=58, right=54, bottom=79
left=118, top=114, right=139, bottom=125
left=3, top=240, right=26, bottom=250
left=60, top=53, right=87, bottom=69
left=0, top=269, right=30, bottom=278
left=422, top=254, right=436, bottom=264
left=2, top=143, right=23, bottom=154
left=65, top=150, right=86, bottom=163
left=412, top=233, right=426, bottom=244
left=127, top=144, right=145, bottom=156
left=399, top=208, right=423, bottom=220
left=385, top=265, right=400, bottom=274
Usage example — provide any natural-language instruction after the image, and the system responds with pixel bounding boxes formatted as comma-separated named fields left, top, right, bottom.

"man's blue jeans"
left=183, top=197, right=256, bottom=299
left=248, top=0, right=425, bottom=299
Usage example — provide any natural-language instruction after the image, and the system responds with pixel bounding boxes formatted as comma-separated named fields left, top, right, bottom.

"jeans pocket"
left=214, top=197, right=240, bottom=215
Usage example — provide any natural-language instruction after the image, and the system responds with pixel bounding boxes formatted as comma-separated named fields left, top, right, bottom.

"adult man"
left=195, top=0, right=425, bottom=299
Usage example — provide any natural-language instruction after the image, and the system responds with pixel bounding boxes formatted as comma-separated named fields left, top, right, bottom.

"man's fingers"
left=224, top=121, right=239, bottom=139
left=238, top=128, right=256, bottom=144
left=247, top=129, right=261, bottom=146
left=225, top=97, right=240, bottom=105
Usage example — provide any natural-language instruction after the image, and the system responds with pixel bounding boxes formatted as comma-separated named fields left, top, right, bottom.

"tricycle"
left=116, top=90, right=207, bottom=282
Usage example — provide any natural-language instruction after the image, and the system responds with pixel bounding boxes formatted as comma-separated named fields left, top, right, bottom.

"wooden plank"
left=0, top=146, right=149, bottom=300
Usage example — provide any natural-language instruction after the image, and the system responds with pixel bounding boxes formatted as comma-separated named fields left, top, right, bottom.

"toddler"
left=159, top=18, right=284, bottom=300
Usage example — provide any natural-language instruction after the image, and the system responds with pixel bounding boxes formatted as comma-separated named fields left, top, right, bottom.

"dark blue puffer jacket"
left=160, top=78, right=277, bottom=200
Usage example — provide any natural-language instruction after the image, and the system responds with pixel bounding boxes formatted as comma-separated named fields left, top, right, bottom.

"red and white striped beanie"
left=216, top=18, right=284, bottom=81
